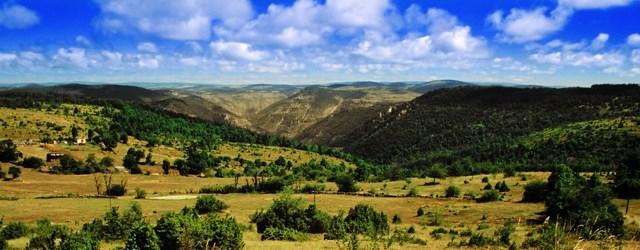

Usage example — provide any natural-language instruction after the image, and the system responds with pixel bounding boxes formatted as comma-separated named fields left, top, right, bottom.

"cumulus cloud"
left=75, top=36, right=93, bottom=47
left=136, top=55, right=161, bottom=69
left=0, top=4, right=39, bottom=29
left=590, top=33, right=609, bottom=50
left=558, top=0, right=636, bottom=9
left=354, top=7, right=487, bottom=64
left=488, top=7, right=571, bottom=43
left=54, top=48, right=92, bottom=68
left=95, top=0, right=253, bottom=40
left=529, top=37, right=626, bottom=68
left=210, top=40, right=267, bottom=61
left=632, top=49, right=640, bottom=64
left=628, top=33, right=640, bottom=46
left=137, top=42, right=158, bottom=53
left=0, top=52, right=17, bottom=62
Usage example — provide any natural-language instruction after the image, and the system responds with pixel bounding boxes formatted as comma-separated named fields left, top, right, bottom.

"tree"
left=22, top=156, right=44, bottom=168
left=275, top=156, right=287, bottom=166
left=125, top=221, right=160, bottom=250
left=0, top=139, right=21, bottom=162
left=426, top=164, right=447, bottom=184
left=162, top=160, right=171, bottom=175
left=445, top=185, right=461, bottom=198
left=335, top=174, right=358, bottom=193
left=195, top=195, right=229, bottom=214
left=522, top=180, right=547, bottom=203
left=614, top=152, right=640, bottom=215
left=8, top=166, right=21, bottom=179
left=70, top=126, right=79, bottom=140
left=123, top=148, right=145, bottom=174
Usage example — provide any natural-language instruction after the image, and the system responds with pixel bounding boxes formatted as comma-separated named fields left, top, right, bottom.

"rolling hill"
left=339, top=84, right=640, bottom=172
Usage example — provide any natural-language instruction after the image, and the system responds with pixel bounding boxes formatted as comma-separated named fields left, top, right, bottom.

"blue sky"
left=0, top=0, right=639, bottom=85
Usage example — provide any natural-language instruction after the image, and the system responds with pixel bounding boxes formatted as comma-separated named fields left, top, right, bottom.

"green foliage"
left=522, top=180, right=547, bottom=203
left=125, top=221, right=160, bottom=250
left=106, top=184, right=127, bottom=196
left=496, top=181, right=510, bottom=192
left=392, top=214, right=402, bottom=224
left=521, top=222, right=569, bottom=250
left=59, top=231, right=99, bottom=250
left=503, top=166, right=516, bottom=177
left=335, top=174, right=359, bottom=193
left=194, top=195, right=228, bottom=214
left=123, top=148, right=145, bottom=174
left=134, top=187, right=146, bottom=199
left=51, top=155, right=110, bottom=174
left=426, top=164, right=447, bottom=183
left=416, top=207, right=425, bottom=217
left=428, top=210, right=443, bottom=226
left=26, top=219, right=69, bottom=250
left=467, top=232, right=495, bottom=247
left=476, top=190, right=502, bottom=203
left=0, top=139, right=20, bottom=162
left=22, top=156, right=44, bottom=169
left=261, top=227, right=308, bottom=241
left=406, top=187, right=418, bottom=197
left=1, top=222, right=30, bottom=239
left=8, top=166, right=20, bottom=179
left=483, top=183, right=493, bottom=190
left=481, top=176, right=489, bottom=183
left=251, top=193, right=329, bottom=234
left=161, top=160, right=171, bottom=175
left=300, top=183, right=326, bottom=193
left=345, top=204, right=389, bottom=236
left=545, top=165, right=624, bottom=237
left=445, top=185, right=461, bottom=198
left=614, top=151, right=640, bottom=214
left=495, top=220, right=516, bottom=246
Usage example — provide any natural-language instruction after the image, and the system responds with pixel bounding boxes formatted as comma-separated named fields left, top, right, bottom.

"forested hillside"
left=342, top=85, right=640, bottom=176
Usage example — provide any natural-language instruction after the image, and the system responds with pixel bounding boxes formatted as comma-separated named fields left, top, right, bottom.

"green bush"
left=522, top=181, right=547, bottom=203
left=300, top=183, right=325, bottom=193
left=503, top=166, right=516, bottom=178
left=8, top=166, right=20, bottom=179
left=106, top=184, right=127, bottom=196
left=154, top=212, right=243, bottom=250
left=261, top=227, right=308, bottom=241
left=134, top=187, right=146, bottom=199
left=345, top=204, right=389, bottom=235
left=445, top=185, right=461, bottom=198
left=335, top=174, right=359, bottom=193
left=407, top=226, right=416, bottom=234
left=496, top=181, right=510, bottom=192
left=416, top=207, right=425, bottom=217
left=59, top=231, right=99, bottom=250
left=323, top=213, right=348, bottom=240
left=392, top=214, right=402, bottom=224
left=495, top=220, right=516, bottom=246
left=1, top=222, right=29, bottom=240
left=476, top=190, right=502, bottom=203
left=406, top=187, right=418, bottom=197
left=251, top=193, right=330, bottom=234
left=195, top=195, right=228, bottom=214
left=22, top=156, right=44, bottom=169
left=26, top=219, right=69, bottom=250
left=429, top=210, right=443, bottom=226
left=0, top=139, right=20, bottom=162
left=125, top=221, right=160, bottom=250
left=483, top=183, right=493, bottom=190
left=467, top=232, right=495, bottom=247
left=481, top=176, right=489, bottom=183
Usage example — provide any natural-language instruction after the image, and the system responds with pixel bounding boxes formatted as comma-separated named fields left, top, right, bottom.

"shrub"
left=445, top=185, right=461, bottom=198
left=134, top=187, right=146, bottom=199
left=407, top=226, right=416, bottom=234
left=8, top=166, right=21, bottom=179
left=251, top=193, right=329, bottom=234
left=467, top=232, right=495, bottom=247
left=22, top=156, right=44, bottom=169
left=335, top=174, right=358, bottom=193
left=389, top=228, right=427, bottom=246
left=26, top=219, right=69, bottom=250
left=195, top=195, right=228, bottom=214
left=483, top=183, right=493, bottom=190
left=261, top=227, right=308, bottom=241
left=300, top=183, right=325, bottom=193
left=187, top=215, right=244, bottom=249
left=496, top=181, right=510, bottom=192
left=344, top=204, right=389, bottom=236
left=429, top=210, right=444, bottom=226
left=416, top=207, right=425, bottom=217
left=0, top=139, right=20, bottom=162
left=154, top=212, right=191, bottom=250
left=106, top=184, right=127, bottom=196
left=407, top=187, right=418, bottom=197
left=392, top=214, right=402, bottom=224
left=1, top=222, right=30, bottom=239
left=495, top=220, right=516, bottom=246
left=59, top=231, right=99, bottom=250
left=324, top=213, right=348, bottom=240
left=503, top=166, right=516, bottom=178
left=481, top=176, right=489, bottom=183
left=476, top=190, right=502, bottom=203
left=522, top=181, right=547, bottom=203
left=125, top=221, right=160, bottom=250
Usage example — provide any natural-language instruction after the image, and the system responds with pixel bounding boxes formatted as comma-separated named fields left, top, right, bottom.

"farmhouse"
left=46, top=152, right=65, bottom=162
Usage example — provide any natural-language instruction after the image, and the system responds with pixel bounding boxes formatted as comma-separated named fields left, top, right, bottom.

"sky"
left=0, top=0, right=639, bottom=86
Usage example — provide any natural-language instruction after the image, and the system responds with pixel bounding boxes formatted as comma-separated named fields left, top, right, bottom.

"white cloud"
left=632, top=49, right=640, bottom=64
left=137, top=42, right=158, bottom=53
left=96, top=0, right=253, bottom=40
left=54, top=48, right=91, bottom=68
left=101, top=50, right=123, bottom=62
left=135, top=55, right=161, bottom=69
left=274, top=27, right=322, bottom=47
left=186, top=41, right=203, bottom=53
left=355, top=8, right=487, bottom=64
left=0, top=4, right=39, bottom=29
left=488, top=7, right=571, bottom=43
left=75, top=36, right=93, bottom=47
left=628, top=33, right=640, bottom=46
left=559, top=0, right=636, bottom=9
left=590, top=33, right=609, bottom=50
left=179, top=57, right=204, bottom=66
left=324, top=0, right=393, bottom=30
left=210, top=40, right=267, bottom=61
left=0, top=52, right=17, bottom=62
left=530, top=50, right=625, bottom=67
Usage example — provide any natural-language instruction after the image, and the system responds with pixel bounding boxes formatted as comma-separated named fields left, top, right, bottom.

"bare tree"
left=93, top=173, right=103, bottom=196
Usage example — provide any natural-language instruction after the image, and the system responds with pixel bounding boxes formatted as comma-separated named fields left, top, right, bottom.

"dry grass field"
left=1, top=168, right=640, bottom=249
